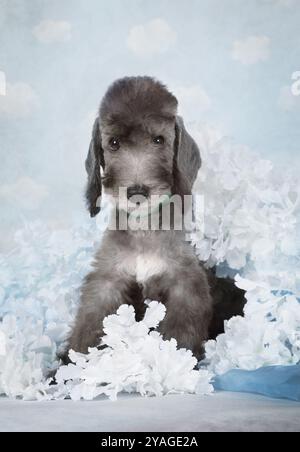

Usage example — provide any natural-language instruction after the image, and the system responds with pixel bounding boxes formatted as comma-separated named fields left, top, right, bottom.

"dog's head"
left=85, top=76, right=201, bottom=217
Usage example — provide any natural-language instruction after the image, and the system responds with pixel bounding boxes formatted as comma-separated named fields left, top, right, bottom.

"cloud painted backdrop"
left=0, top=0, right=300, bottom=251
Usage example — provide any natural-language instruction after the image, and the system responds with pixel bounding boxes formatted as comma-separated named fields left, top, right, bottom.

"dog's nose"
left=127, top=185, right=149, bottom=200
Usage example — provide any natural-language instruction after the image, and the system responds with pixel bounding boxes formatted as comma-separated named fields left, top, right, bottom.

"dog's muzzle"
left=127, top=185, right=149, bottom=202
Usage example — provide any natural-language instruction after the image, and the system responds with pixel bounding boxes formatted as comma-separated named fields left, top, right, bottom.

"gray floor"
left=1, top=392, right=299, bottom=432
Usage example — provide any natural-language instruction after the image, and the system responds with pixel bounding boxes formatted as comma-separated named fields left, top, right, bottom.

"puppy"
left=65, top=76, right=216, bottom=360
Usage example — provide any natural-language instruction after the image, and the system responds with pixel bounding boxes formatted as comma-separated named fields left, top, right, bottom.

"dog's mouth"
left=107, top=186, right=172, bottom=216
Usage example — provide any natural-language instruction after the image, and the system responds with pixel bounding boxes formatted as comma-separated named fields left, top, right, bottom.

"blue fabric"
left=213, top=365, right=300, bottom=402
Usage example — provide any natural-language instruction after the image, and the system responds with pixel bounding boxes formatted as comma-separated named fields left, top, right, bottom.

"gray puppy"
left=65, top=76, right=227, bottom=361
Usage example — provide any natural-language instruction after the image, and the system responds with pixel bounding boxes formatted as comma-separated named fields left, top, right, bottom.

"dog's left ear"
left=85, top=117, right=105, bottom=217
left=174, top=116, right=201, bottom=193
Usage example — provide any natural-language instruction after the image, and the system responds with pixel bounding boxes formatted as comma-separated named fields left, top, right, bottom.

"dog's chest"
left=118, top=253, right=168, bottom=283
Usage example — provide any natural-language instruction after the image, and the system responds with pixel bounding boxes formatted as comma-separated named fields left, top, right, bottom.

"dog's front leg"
left=144, top=265, right=213, bottom=360
left=65, top=272, right=139, bottom=358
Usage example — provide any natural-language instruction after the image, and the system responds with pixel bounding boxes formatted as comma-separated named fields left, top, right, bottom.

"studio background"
left=1, top=0, right=300, bottom=252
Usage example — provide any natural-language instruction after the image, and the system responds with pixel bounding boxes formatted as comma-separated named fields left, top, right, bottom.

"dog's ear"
left=174, top=116, right=201, bottom=193
left=85, top=117, right=105, bottom=217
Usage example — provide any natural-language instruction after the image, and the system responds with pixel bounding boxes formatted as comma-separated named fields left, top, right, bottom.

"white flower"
left=55, top=302, right=214, bottom=400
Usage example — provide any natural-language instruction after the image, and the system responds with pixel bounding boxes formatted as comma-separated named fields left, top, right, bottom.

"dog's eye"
left=153, top=136, right=165, bottom=146
left=109, top=138, right=120, bottom=151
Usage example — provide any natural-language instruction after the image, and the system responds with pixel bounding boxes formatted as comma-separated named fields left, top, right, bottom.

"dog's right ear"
left=85, top=117, right=105, bottom=217
left=174, top=116, right=201, bottom=193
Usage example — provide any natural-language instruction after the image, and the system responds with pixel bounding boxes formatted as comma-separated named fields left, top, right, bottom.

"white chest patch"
left=136, top=254, right=168, bottom=283
left=119, top=254, right=168, bottom=283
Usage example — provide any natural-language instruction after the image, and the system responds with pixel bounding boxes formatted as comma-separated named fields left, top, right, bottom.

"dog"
left=63, top=76, right=245, bottom=362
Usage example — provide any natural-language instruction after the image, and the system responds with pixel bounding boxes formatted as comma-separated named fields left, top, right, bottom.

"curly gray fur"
left=63, top=76, right=245, bottom=362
